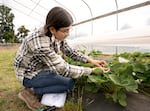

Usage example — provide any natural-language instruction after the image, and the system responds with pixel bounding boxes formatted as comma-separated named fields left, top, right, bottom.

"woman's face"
left=50, top=26, right=72, bottom=41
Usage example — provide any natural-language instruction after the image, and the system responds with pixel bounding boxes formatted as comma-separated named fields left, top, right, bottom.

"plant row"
left=65, top=50, right=150, bottom=106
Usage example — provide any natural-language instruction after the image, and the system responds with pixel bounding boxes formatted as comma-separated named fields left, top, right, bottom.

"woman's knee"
left=67, top=78, right=74, bottom=90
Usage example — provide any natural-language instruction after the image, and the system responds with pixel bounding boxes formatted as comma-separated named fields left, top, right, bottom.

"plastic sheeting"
left=1, top=0, right=150, bottom=35
left=1, top=0, right=150, bottom=50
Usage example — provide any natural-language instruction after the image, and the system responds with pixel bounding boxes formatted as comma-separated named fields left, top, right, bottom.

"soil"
left=82, top=91, right=150, bottom=111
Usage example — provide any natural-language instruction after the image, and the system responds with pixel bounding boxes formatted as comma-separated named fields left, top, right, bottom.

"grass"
left=0, top=45, right=31, bottom=111
left=0, top=45, right=82, bottom=111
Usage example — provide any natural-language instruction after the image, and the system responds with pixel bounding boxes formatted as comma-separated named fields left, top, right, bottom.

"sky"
left=1, top=0, right=150, bottom=39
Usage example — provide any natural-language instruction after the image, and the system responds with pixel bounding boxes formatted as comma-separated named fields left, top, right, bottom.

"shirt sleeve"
left=60, top=40, right=88, bottom=63
left=28, top=36, right=92, bottom=78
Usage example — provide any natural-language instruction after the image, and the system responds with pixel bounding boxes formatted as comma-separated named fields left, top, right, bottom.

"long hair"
left=44, top=7, right=73, bottom=37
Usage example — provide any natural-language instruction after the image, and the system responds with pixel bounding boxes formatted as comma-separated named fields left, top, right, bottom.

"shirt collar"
left=51, top=35, right=55, bottom=43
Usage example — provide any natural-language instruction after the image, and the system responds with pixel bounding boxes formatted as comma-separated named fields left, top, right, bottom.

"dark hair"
left=44, top=7, right=73, bottom=37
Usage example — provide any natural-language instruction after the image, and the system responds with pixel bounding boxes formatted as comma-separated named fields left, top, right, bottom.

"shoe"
left=44, top=106, right=56, bottom=111
left=37, top=106, right=56, bottom=111
left=18, top=88, right=46, bottom=111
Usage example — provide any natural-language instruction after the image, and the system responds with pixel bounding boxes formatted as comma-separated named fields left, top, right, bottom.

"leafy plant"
left=65, top=50, right=150, bottom=107
left=86, top=62, right=138, bottom=106
left=118, top=52, right=150, bottom=87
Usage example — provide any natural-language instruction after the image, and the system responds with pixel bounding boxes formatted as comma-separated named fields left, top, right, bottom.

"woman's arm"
left=61, top=40, right=88, bottom=63
left=61, top=40, right=109, bottom=73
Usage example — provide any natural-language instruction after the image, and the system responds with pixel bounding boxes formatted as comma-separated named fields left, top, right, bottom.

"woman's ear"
left=49, top=26, right=55, bottom=34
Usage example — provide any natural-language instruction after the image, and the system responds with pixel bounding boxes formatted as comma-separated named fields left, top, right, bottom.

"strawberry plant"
left=117, top=52, right=150, bottom=91
left=86, top=62, right=138, bottom=106
left=65, top=50, right=149, bottom=107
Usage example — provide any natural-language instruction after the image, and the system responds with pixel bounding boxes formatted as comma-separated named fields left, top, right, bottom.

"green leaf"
left=118, top=91, right=127, bottom=106
left=133, top=62, right=146, bottom=73
left=108, top=74, right=138, bottom=92
left=92, top=67, right=103, bottom=75
left=84, top=83, right=99, bottom=93
left=112, top=90, right=127, bottom=106
left=88, top=75, right=108, bottom=84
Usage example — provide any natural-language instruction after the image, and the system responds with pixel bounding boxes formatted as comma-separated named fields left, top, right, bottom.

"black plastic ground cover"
left=82, top=92, right=150, bottom=111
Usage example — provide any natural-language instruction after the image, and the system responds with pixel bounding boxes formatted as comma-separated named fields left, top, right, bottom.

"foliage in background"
left=0, top=5, right=16, bottom=43
left=116, top=52, right=150, bottom=94
left=0, top=5, right=30, bottom=43
left=16, top=25, right=30, bottom=42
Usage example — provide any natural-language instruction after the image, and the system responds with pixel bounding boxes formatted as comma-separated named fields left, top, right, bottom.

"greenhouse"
left=0, top=0, right=150, bottom=111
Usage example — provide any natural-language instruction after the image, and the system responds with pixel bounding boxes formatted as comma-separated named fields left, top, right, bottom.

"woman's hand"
left=87, top=57, right=107, bottom=67
left=88, top=58, right=110, bottom=73
left=92, top=65, right=110, bottom=73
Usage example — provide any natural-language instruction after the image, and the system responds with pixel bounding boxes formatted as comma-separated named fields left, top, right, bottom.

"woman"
left=14, top=7, right=109, bottom=110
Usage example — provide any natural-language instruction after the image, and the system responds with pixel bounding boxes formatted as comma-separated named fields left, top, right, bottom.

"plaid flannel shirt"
left=14, top=29, right=92, bottom=83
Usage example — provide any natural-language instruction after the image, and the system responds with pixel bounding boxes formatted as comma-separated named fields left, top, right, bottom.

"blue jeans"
left=23, top=70, right=74, bottom=95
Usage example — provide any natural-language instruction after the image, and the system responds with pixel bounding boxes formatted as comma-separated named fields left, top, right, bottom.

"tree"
left=0, top=5, right=16, bottom=43
left=16, top=25, right=30, bottom=41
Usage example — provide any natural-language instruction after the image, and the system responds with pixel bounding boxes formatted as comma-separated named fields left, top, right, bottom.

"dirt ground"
left=82, top=91, right=150, bottom=111
left=0, top=44, right=20, bottom=50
